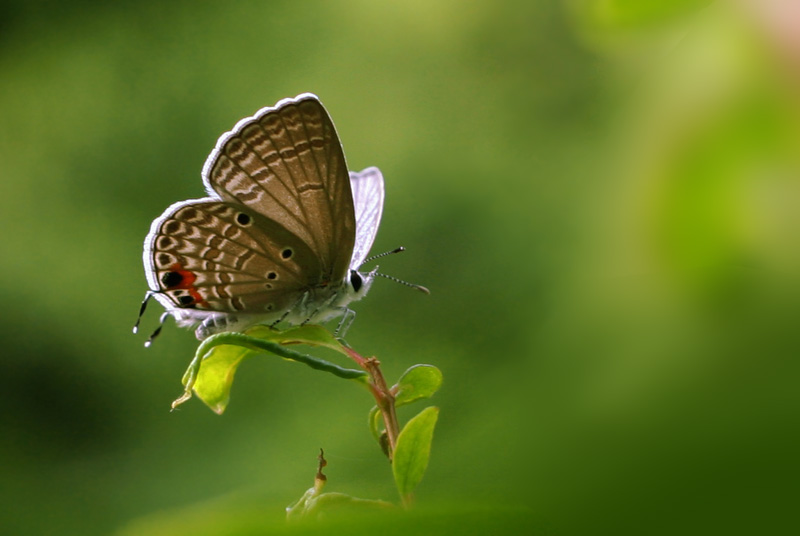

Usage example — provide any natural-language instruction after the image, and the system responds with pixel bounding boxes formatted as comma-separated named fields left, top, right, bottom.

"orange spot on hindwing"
left=161, top=263, right=208, bottom=308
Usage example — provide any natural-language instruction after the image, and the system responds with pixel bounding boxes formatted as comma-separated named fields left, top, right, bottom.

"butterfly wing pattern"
left=143, top=94, right=380, bottom=340
left=202, top=94, right=355, bottom=282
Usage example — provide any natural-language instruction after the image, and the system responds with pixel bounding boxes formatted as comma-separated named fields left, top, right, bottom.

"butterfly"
left=136, top=93, right=417, bottom=344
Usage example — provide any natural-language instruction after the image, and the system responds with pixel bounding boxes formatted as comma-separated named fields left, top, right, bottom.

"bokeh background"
left=2, top=1, right=798, bottom=534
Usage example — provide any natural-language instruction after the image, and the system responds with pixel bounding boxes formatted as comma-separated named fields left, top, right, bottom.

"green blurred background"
left=2, top=0, right=798, bottom=534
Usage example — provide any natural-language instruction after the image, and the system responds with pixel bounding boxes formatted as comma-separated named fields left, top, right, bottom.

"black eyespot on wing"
left=236, top=212, right=251, bottom=226
left=350, top=270, right=363, bottom=292
left=267, top=271, right=277, bottom=279
left=281, top=248, right=293, bottom=259
left=178, top=295, right=195, bottom=306
left=161, top=271, right=183, bottom=288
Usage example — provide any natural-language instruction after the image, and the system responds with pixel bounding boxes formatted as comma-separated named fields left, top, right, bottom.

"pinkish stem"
left=344, top=347, right=400, bottom=459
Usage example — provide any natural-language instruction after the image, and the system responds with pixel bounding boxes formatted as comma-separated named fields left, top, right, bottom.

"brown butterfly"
left=137, top=94, right=392, bottom=344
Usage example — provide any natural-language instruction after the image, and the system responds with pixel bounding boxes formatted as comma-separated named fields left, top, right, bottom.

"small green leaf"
left=368, top=405, right=382, bottom=442
left=392, top=406, right=439, bottom=501
left=191, top=340, right=255, bottom=414
left=367, top=406, right=391, bottom=458
left=393, top=364, right=443, bottom=408
left=285, top=487, right=317, bottom=520
left=175, top=325, right=367, bottom=413
left=302, top=493, right=393, bottom=518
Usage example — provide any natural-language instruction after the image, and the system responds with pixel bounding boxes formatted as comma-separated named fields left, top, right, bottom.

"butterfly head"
left=346, top=267, right=377, bottom=303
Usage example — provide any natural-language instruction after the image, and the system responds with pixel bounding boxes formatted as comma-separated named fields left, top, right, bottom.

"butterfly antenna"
left=359, top=246, right=406, bottom=267
left=361, top=246, right=430, bottom=294
left=133, top=292, right=154, bottom=334
left=374, top=271, right=430, bottom=294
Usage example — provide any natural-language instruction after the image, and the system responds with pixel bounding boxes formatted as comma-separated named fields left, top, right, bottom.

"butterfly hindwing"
left=145, top=200, right=320, bottom=315
left=202, top=94, right=355, bottom=283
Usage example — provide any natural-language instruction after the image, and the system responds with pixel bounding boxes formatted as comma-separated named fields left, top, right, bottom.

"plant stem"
left=344, top=347, right=400, bottom=460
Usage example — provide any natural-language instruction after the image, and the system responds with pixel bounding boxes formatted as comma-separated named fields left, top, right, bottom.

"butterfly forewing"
left=147, top=201, right=319, bottom=314
left=203, top=95, right=355, bottom=284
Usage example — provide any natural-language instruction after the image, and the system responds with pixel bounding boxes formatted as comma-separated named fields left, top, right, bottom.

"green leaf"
left=393, top=364, right=443, bottom=408
left=120, top=499, right=542, bottom=536
left=285, top=486, right=317, bottom=520
left=392, top=406, right=439, bottom=502
left=175, top=325, right=367, bottom=413
left=368, top=405, right=382, bottom=442
left=191, top=339, right=255, bottom=414
left=367, top=406, right=392, bottom=458
left=298, top=493, right=393, bottom=519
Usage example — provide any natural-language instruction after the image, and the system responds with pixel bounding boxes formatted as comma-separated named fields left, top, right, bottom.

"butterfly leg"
left=145, top=311, right=171, bottom=347
left=269, top=293, right=310, bottom=329
left=133, top=291, right=155, bottom=334
left=269, top=309, right=292, bottom=329
left=335, top=307, right=356, bottom=338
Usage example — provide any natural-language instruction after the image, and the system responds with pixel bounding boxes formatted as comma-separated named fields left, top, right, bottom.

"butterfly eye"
left=350, top=270, right=363, bottom=292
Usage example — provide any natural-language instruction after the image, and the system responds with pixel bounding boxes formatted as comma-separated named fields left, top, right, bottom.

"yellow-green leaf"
left=392, top=406, right=439, bottom=500
left=393, top=364, right=443, bottom=408
left=191, top=341, right=255, bottom=414
left=178, top=325, right=366, bottom=413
